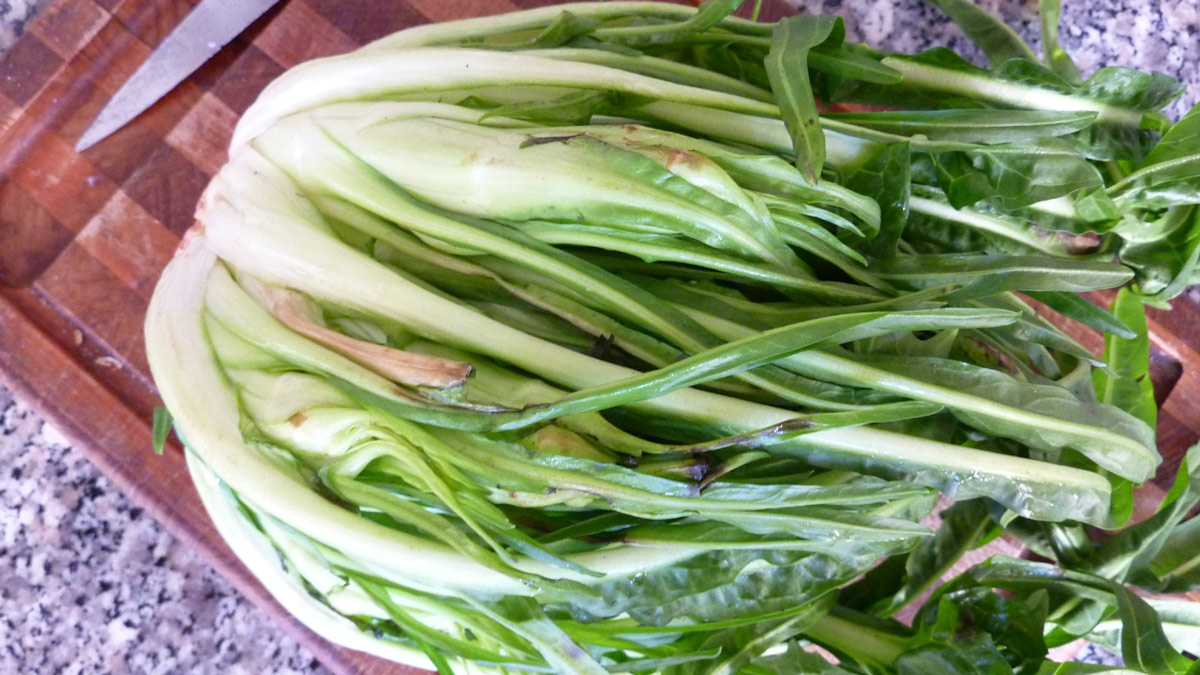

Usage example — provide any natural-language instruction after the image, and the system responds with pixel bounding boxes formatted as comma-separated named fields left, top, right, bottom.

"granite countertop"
left=1, top=0, right=1196, bottom=673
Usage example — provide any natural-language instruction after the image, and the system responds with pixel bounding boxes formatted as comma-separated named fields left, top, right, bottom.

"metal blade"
left=76, top=0, right=282, bottom=152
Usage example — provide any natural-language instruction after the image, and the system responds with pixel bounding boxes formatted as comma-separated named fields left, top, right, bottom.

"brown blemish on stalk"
left=686, top=456, right=710, bottom=482
left=519, top=134, right=583, bottom=148
left=586, top=333, right=615, bottom=358
left=288, top=412, right=308, bottom=427
left=263, top=286, right=473, bottom=388
left=664, top=148, right=692, bottom=169
left=683, top=417, right=814, bottom=453
left=969, top=337, right=1025, bottom=376
left=1058, top=231, right=1102, bottom=255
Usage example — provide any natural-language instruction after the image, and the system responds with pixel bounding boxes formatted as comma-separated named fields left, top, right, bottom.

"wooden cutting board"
left=0, top=1, right=1196, bottom=673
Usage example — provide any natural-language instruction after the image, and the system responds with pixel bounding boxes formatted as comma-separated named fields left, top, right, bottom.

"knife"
left=75, top=0, right=284, bottom=152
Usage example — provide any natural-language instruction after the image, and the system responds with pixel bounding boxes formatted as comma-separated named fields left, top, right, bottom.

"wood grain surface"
left=0, top=1, right=1196, bottom=674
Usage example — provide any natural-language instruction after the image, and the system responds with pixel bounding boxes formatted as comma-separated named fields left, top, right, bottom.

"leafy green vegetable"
left=766, top=16, right=840, bottom=183
left=141, top=2, right=1200, bottom=673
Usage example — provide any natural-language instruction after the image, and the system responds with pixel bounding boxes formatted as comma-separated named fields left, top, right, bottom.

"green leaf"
left=748, top=641, right=855, bottom=675
left=1033, top=662, right=1146, bottom=674
left=622, top=519, right=926, bottom=550
left=478, top=90, right=616, bottom=126
left=809, top=44, right=904, bottom=85
left=528, top=11, right=602, bottom=48
left=921, top=0, right=1037, bottom=67
left=1144, top=102, right=1200, bottom=166
left=895, top=635, right=1014, bottom=675
left=1119, top=206, right=1200, bottom=302
left=636, top=543, right=902, bottom=626
left=1110, top=582, right=1195, bottom=674
left=900, top=572, right=1052, bottom=673
left=824, top=109, right=1097, bottom=144
left=847, top=499, right=1002, bottom=617
left=769, top=211, right=874, bottom=278
left=1091, top=289, right=1156, bottom=429
left=848, top=50, right=1182, bottom=159
left=593, top=0, right=747, bottom=47
left=927, top=139, right=1106, bottom=210
left=1147, top=516, right=1200, bottom=593
left=355, top=576, right=539, bottom=669
left=906, top=192, right=1082, bottom=257
left=152, top=406, right=173, bottom=455
left=1089, top=597, right=1200, bottom=660
left=674, top=594, right=837, bottom=675
left=765, top=16, right=840, bottom=183
left=974, top=294, right=1109, bottom=368
left=1076, top=66, right=1183, bottom=116
left=1024, top=291, right=1137, bottom=339
left=467, top=597, right=609, bottom=675
left=1098, top=445, right=1200, bottom=588
left=672, top=401, right=946, bottom=454
left=876, top=253, right=1134, bottom=300
left=1111, top=103, right=1200, bottom=210
left=558, top=539, right=902, bottom=624
left=964, top=557, right=1200, bottom=668
left=806, top=352, right=1159, bottom=483
left=338, top=307, right=1017, bottom=434
left=516, top=221, right=865, bottom=302
left=843, top=141, right=912, bottom=258
left=1038, top=0, right=1082, bottom=84
left=686, top=311, right=1121, bottom=525
left=414, top=423, right=934, bottom=526
left=606, top=647, right=725, bottom=673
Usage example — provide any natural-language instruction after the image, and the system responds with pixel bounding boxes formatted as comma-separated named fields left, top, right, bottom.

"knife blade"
left=75, top=0, right=283, bottom=152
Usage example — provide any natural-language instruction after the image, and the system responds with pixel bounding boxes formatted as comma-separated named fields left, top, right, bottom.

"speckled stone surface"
left=1, top=0, right=1196, bottom=673
left=0, top=0, right=51, bottom=53
left=0, top=388, right=329, bottom=674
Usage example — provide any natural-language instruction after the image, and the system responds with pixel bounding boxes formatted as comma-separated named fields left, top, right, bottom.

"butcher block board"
left=0, top=1, right=1196, bottom=673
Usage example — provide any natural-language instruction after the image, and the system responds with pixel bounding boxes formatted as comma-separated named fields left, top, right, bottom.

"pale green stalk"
left=199, top=147, right=1114, bottom=526
left=910, top=196, right=1076, bottom=256
left=685, top=308, right=1157, bottom=484
left=880, top=56, right=1146, bottom=127
left=233, top=48, right=778, bottom=151
left=186, top=452, right=454, bottom=671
